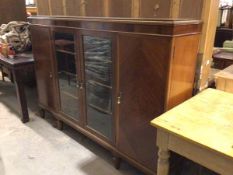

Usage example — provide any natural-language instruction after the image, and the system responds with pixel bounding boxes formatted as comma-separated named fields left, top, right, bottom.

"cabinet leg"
left=113, top=156, right=122, bottom=169
left=56, top=120, right=64, bottom=130
left=157, top=148, right=170, bottom=175
left=39, top=108, right=45, bottom=118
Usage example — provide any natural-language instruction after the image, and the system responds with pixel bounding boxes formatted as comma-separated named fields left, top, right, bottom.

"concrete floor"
left=0, top=77, right=143, bottom=175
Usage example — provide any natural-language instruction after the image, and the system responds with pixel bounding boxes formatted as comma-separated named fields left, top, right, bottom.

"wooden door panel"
left=36, top=0, right=50, bottom=15
left=86, top=0, right=104, bottom=17
left=140, top=0, right=172, bottom=18
left=109, top=0, right=132, bottom=17
left=179, top=0, right=203, bottom=19
left=117, top=34, right=171, bottom=170
left=31, top=26, right=57, bottom=110
left=0, top=0, right=26, bottom=24
left=65, top=0, right=82, bottom=16
left=50, top=0, right=64, bottom=15
left=167, top=35, right=200, bottom=110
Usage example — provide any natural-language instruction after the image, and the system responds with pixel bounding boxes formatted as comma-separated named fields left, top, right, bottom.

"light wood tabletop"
left=151, top=88, right=233, bottom=175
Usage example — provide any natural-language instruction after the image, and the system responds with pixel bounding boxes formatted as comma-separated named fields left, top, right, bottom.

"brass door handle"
left=117, top=92, right=122, bottom=105
left=79, top=82, right=83, bottom=90
left=49, top=72, right=53, bottom=78
left=153, top=4, right=160, bottom=17
left=76, top=82, right=83, bottom=90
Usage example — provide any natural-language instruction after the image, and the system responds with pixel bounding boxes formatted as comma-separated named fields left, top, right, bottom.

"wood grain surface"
left=152, top=88, right=233, bottom=159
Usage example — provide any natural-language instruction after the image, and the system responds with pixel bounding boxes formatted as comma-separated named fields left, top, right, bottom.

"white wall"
left=220, top=0, right=233, bottom=6
left=25, top=0, right=35, bottom=6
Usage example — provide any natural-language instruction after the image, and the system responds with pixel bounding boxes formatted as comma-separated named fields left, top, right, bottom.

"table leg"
left=157, top=148, right=170, bottom=175
left=156, top=129, right=170, bottom=175
left=13, top=70, right=29, bottom=123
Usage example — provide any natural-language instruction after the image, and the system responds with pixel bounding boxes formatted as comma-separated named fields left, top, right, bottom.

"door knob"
left=117, top=92, right=122, bottom=105
left=49, top=72, right=53, bottom=78
left=79, top=82, right=83, bottom=90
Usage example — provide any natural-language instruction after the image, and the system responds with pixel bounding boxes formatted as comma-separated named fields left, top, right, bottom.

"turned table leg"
left=157, top=148, right=170, bottom=175
left=156, top=129, right=170, bottom=175
left=13, top=70, right=29, bottom=123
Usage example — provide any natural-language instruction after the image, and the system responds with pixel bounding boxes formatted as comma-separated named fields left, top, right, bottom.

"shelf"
left=85, top=56, right=112, bottom=63
left=88, top=80, right=112, bottom=89
left=61, top=90, right=78, bottom=100
left=56, top=49, right=76, bottom=55
left=58, top=71, right=77, bottom=78
left=88, top=103, right=112, bottom=115
left=55, top=39, right=74, bottom=46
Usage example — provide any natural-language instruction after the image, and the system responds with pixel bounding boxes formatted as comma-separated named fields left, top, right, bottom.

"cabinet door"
left=179, top=0, right=203, bottom=19
left=140, top=0, right=172, bottom=18
left=109, top=0, right=132, bottom=17
left=53, top=29, right=82, bottom=122
left=65, top=0, right=82, bottom=16
left=50, top=0, right=64, bottom=15
left=0, top=0, right=26, bottom=24
left=31, top=26, right=58, bottom=110
left=36, top=0, right=50, bottom=15
left=85, top=0, right=104, bottom=17
left=82, top=33, right=115, bottom=142
left=117, top=34, right=171, bottom=171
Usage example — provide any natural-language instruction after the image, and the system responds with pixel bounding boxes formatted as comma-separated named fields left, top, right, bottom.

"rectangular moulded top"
left=28, top=16, right=202, bottom=36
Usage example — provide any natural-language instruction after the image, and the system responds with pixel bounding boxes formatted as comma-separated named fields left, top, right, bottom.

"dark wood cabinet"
left=29, top=16, right=201, bottom=175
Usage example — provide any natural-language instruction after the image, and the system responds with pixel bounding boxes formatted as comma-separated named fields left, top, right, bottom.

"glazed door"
left=82, top=32, right=115, bottom=142
left=53, top=28, right=83, bottom=122
left=31, top=26, right=58, bottom=110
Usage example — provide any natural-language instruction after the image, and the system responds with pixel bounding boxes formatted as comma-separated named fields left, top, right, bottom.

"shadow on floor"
left=32, top=113, right=143, bottom=175
left=0, top=155, right=5, bottom=175
left=0, top=79, right=39, bottom=119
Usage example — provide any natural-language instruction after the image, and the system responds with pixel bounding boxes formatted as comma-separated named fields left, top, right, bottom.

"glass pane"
left=84, top=36, right=113, bottom=140
left=55, top=32, right=79, bottom=120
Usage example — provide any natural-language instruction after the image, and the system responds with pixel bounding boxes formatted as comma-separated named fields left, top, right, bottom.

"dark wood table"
left=213, top=50, right=233, bottom=69
left=0, top=52, right=34, bottom=123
